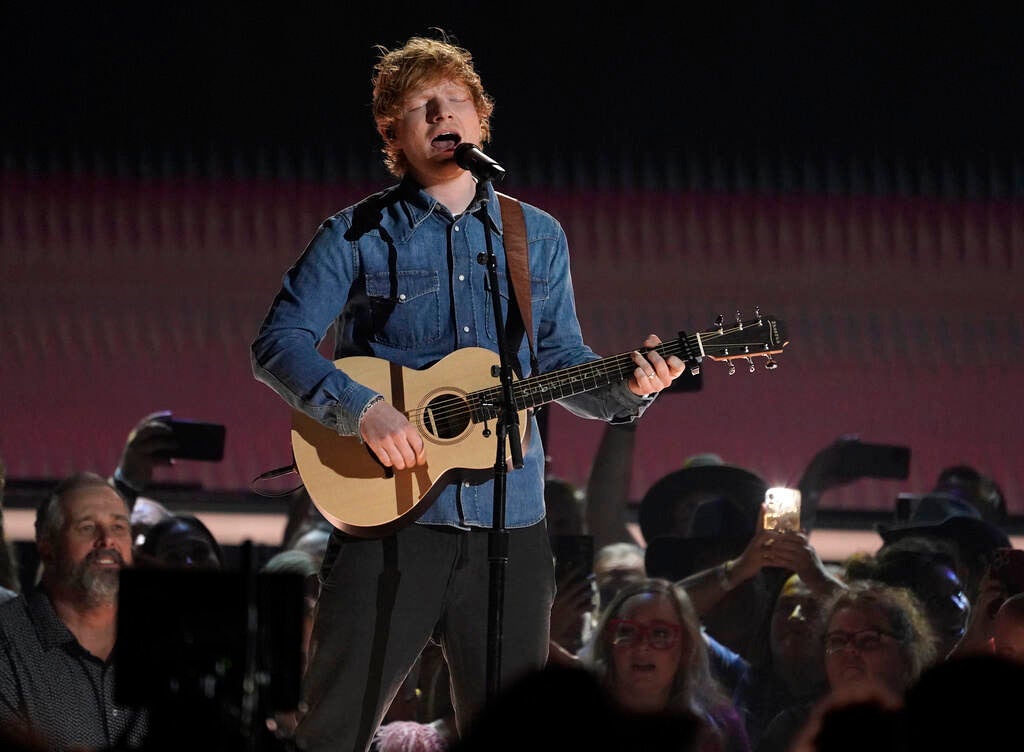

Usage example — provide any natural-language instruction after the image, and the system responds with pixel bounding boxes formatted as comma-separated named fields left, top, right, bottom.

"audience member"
left=667, top=504, right=845, bottom=747
left=594, top=540, right=647, bottom=614
left=129, top=496, right=174, bottom=548
left=450, top=662, right=703, bottom=752
left=948, top=548, right=1024, bottom=659
left=759, top=581, right=936, bottom=752
left=134, top=513, right=224, bottom=570
left=902, top=653, right=1024, bottom=750
left=260, top=548, right=321, bottom=745
left=876, top=491, right=1010, bottom=603
left=788, top=694, right=904, bottom=752
left=843, top=535, right=969, bottom=659
left=931, top=463, right=1007, bottom=526
left=639, top=455, right=773, bottom=661
left=546, top=477, right=599, bottom=663
left=0, top=472, right=149, bottom=750
left=586, top=578, right=750, bottom=752
left=548, top=566, right=598, bottom=665
left=991, top=591, right=1024, bottom=662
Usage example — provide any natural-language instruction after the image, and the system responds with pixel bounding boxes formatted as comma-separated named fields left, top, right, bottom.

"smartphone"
left=552, top=534, right=594, bottom=585
left=163, top=419, right=226, bottom=462
left=837, top=439, right=911, bottom=480
left=763, top=487, right=801, bottom=532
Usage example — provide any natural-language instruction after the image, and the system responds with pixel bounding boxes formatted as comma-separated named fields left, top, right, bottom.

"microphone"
left=454, top=142, right=506, bottom=183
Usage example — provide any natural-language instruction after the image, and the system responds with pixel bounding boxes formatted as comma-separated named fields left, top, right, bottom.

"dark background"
left=4, top=3, right=1021, bottom=185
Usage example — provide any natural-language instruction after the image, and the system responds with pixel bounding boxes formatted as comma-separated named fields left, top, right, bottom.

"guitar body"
left=291, top=347, right=530, bottom=537
left=288, top=311, right=788, bottom=537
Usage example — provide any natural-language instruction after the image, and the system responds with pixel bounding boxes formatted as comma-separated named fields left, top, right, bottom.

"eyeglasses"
left=607, top=618, right=682, bottom=650
left=824, top=628, right=899, bottom=655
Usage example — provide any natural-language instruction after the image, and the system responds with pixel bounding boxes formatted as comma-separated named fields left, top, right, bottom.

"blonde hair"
left=372, top=34, right=495, bottom=177
left=587, top=578, right=730, bottom=718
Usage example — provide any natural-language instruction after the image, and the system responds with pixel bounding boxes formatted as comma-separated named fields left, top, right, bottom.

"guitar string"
left=400, top=322, right=778, bottom=429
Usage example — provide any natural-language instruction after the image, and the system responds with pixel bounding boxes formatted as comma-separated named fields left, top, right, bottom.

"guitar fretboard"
left=469, top=337, right=695, bottom=422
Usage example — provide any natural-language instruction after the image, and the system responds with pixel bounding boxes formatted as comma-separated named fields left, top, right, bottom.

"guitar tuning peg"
left=744, top=356, right=755, bottom=373
left=689, top=365, right=701, bottom=376
left=735, top=310, right=743, bottom=325
left=714, top=314, right=724, bottom=330
left=764, top=357, right=779, bottom=370
left=727, top=361, right=736, bottom=376
left=754, top=306, right=762, bottom=321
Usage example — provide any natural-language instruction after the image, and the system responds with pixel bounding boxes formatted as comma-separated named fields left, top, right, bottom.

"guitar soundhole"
left=422, top=393, right=471, bottom=440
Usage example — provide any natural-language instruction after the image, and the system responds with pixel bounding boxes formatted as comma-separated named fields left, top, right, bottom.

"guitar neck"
left=469, top=337, right=693, bottom=423
left=466, top=314, right=785, bottom=424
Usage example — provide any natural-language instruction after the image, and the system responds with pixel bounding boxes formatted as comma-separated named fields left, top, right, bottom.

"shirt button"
left=463, top=326, right=470, bottom=333
left=464, top=482, right=470, bottom=488
left=454, top=226, right=461, bottom=232
left=458, top=274, right=465, bottom=281
left=398, top=293, right=406, bottom=301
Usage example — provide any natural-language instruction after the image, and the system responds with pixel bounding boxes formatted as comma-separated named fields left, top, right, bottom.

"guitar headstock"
left=690, top=309, right=788, bottom=375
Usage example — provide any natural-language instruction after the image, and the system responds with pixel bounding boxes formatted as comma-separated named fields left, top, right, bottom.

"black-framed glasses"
left=824, top=628, right=899, bottom=655
left=607, top=618, right=682, bottom=650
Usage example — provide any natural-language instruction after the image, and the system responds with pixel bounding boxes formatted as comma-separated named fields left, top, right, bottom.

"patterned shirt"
left=0, top=590, right=148, bottom=751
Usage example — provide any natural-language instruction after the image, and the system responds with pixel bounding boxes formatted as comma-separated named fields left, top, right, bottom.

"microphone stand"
left=470, top=178, right=524, bottom=702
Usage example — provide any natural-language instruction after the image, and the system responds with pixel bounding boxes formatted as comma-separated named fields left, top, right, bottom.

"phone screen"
left=763, top=487, right=801, bottom=532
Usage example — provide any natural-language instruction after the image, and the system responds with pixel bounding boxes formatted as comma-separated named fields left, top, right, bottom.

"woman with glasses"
left=586, top=578, right=751, bottom=752
left=759, top=581, right=937, bottom=752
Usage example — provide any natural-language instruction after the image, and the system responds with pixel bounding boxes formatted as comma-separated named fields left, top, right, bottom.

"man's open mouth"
left=431, top=132, right=460, bottom=152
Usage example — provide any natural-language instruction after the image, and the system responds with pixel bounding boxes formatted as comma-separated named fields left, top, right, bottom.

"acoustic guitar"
left=292, top=311, right=787, bottom=536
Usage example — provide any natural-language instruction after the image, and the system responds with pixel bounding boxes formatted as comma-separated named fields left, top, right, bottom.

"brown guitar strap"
left=496, top=192, right=540, bottom=378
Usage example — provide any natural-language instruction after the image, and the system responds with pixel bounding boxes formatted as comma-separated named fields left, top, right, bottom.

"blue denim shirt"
left=251, top=178, right=652, bottom=529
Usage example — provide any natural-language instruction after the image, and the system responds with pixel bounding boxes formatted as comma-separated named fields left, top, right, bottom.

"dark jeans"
left=294, top=521, right=555, bottom=752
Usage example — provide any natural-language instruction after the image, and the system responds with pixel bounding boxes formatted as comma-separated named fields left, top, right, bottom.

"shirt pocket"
left=484, top=271, right=549, bottom=341
left=366, top=269, right=443, bottom=350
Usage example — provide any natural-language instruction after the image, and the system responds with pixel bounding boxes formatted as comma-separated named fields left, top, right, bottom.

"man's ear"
left=36, top=538, right=54, bottom=564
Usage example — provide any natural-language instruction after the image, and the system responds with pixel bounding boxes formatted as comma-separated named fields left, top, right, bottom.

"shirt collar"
left=397, top=175, right=501, bottom=233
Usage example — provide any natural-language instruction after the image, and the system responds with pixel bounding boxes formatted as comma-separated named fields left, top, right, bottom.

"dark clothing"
left=756, top=700, right=813, bottom=752
left=0, top=589, right=148, bottom=751
left=735, top=665, right=824, bottom=750
left=298, top=521, right=556, bottom=752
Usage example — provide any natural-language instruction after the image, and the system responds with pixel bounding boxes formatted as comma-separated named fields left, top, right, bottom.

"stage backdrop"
left=2, top=155, right=1021, bottom=523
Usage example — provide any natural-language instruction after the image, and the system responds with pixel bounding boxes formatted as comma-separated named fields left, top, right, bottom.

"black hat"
left=877, top=492, right=1011, bottom=560
left=638, top=460, right=767, bottom=581
left=637, top=461, right=767, bottom=545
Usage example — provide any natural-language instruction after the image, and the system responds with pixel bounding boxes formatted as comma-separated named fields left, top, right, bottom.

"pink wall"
left=2, top=172, right=1021, bottom=516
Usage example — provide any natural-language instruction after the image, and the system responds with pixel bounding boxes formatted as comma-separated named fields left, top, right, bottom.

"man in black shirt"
left=0, top=472, right=148, bottom=750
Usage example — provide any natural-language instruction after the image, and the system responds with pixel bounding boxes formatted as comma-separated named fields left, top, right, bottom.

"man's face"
left=47, top=484, right=133, bottom=605
left=770, top=574, right=824, bottom=669
left=391, top=78, right=482, bottom=184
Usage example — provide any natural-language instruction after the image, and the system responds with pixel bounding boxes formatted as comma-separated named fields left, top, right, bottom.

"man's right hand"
left=359, top=401, right=426, bottom=470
